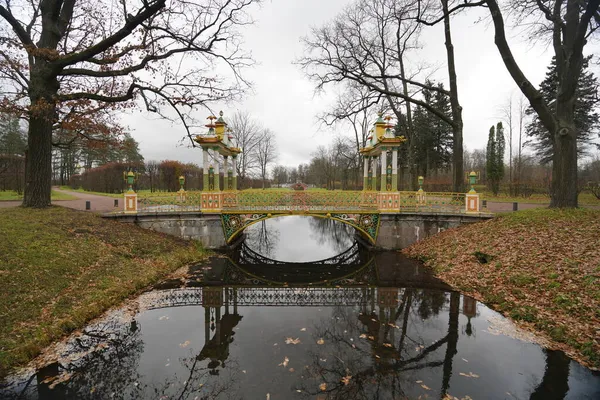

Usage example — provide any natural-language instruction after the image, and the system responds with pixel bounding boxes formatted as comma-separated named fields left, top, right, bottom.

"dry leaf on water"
left=421, top=384, right=431, bottom=390
left=341, top=375, right=352, bottom=385
left=285, top=337, right=301, bottom=345
left=279, top=356, right=289, bottom=367
left=383, top=343, right=393, bottom=348
left=359, top=334, right=367, bottom=339
left=179, top=340, right=190, bottom=348
left=317, top=338, right=325, bottom=345
left=300, top=328, right=307, bottom=331
left=319, top=383, right=327, bottom=391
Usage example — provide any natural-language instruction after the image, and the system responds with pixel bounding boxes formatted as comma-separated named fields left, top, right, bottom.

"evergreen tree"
left=0, top=114, right=26, bottom=155
left=486, top=123, right=505, bottom=195
left=525, top=56, right=600, bottom=163
left=412, top=80, right=453, bottom=177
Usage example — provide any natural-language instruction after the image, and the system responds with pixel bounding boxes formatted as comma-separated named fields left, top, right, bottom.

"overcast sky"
left=121, top=0, right=598, bottom=168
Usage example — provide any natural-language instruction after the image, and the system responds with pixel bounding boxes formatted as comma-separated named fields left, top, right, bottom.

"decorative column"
left=380, top=149, right=387, bottom=192
left=392, top=149, right=398, bottom=191
left=363, top=156, right=369, bottom=191
left=232, top=156, right=238, bottom=190
left=223, top=156, right=229, bottom=190
left=214, top=149, right=220, bottom=192
left=370, top=156, right=378, bottom=191
left=202, top=148, right=209, bottom=191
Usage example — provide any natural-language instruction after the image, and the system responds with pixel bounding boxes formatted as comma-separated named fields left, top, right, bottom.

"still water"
left=1, top=217, right=599, bottom=399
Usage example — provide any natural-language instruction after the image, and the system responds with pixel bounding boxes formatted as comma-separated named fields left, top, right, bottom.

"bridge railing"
left=230, top=190, right=377, bottom=212
left=132, top=189, right=474, bottom=214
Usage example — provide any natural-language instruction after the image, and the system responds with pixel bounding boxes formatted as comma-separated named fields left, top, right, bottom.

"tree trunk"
left=442, top=0, right=464, bottom=193
left=23, top=99, right=55, bottom=207
left=550, top=126, right=578, bottom=208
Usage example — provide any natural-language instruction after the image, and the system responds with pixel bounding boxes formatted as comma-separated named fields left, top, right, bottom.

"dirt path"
left=50, top=188, right=119, bottom=212
left=0, top=189, right=119, bottom=212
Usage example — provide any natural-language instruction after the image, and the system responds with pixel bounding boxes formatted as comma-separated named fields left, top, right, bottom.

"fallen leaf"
left=279, top=356, right=289, bottom=367
left=421, top=384, right=431, bottom=390
left=341, top=375, right=352, bottom=385
left=462, top=358, right=469, bottom=363
left=416, top=380, right=423, bottom=383
left=285, top=337, right=301, bottom=345
left=317, top=338, right=325, bottom=345
left=319, top=383, right=327, bottom=391
left=359, top=334, right=367, bottom=339
left=179, top=340, right=190, bottom=348
left=383, top=343, right=393, bottom=348
left=300, top=328, right=306, bottom=331
left=159, top=316, right=169, bottom=320
left=289, top=367, right=295, bottom=372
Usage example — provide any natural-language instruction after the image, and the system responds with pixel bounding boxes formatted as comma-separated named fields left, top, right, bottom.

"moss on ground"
left=0, top=206, right=207, bottom=378
left=403, top=208, right=600, bottom=369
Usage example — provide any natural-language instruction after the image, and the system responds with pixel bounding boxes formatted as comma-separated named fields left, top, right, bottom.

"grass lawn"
left=403, top=208, right=600, bottom=369
left=0, top=190, right=78, bottom=201
left=0, top=206, right=207, bottom=378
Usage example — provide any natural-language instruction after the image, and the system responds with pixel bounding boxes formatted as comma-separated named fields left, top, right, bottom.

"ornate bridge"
left=114, top=111, right=491, bottom=248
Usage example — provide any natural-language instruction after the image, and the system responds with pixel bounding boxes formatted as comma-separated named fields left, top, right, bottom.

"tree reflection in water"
left=244, top=220, right=280, bottom=259
left=294, top=288, right=460, bottom=399
left=15, top=309, right=243, bottom=400
left=308, top=217, right=354, bottom=254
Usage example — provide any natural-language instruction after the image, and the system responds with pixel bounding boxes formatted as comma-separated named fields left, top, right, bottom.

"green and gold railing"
left=138, top=191, right=203, bottom=212
left=132, top=189, right=473, bottom=214
left=232, top=190, right=377, bottom=212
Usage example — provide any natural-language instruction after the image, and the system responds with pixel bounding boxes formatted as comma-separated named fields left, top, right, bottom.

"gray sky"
left=122, top=0, right=598, bottom=168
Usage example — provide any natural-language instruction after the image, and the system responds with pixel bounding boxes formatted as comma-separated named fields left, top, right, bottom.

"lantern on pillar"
left=123, top=170, right=138, bottom=213
left=178, top=175, right=187, bottom=202
left=466, top=171, right=480, bottom=213
left=468, top=171, right=478, bottom=193
left=417, top=176, right=425, bottom=205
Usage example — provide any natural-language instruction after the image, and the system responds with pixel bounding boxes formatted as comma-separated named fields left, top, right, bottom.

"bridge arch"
left=221, top=212, right=380, bottom=245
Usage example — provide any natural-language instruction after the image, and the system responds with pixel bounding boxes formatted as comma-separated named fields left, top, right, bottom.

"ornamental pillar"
left=380, top=150, right=387, bottom=192
left=232, top=156, right=238, bottom=190
left=392, top=149, right=398, bottom=191
left=214, top=150, right=220, bottom=192
left=370, top=156, right=378, bottom=191
left=223, top=156, right=229, bottom=190
left=363, top=156, right=369, bottom=191
left=202, top=149, right=209, bottom=191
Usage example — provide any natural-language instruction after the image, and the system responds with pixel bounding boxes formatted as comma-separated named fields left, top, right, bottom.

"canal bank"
left=403, top=208, right=600, bottom=370
left=0, top=206, right=208, bottom=379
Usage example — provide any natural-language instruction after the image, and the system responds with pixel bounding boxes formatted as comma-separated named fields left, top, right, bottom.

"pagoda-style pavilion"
left=194, top=111, right=241, bottom=210
left=359, top=113, right=407, bottom=210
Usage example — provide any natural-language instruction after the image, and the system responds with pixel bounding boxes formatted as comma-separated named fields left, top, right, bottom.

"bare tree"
left=228, top=110, right=261, bottom=188
left=487, top=0, right=600, bottom=207
left=498, top=95, right=514, bottom=188
left=300, top=0, right=466, bottom=192
left=255, top=129, right=277, bottom=189
left=0, top=0, right=258, bottom=207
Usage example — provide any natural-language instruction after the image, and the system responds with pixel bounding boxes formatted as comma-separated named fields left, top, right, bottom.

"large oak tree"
left=0, top=0, right=258, bottom=207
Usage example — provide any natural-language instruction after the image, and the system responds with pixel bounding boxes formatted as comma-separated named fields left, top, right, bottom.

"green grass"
left=0, top=190, right=78, bottom=201
left=0, top=206, right=207, bottom=378
left=480, top=190, right=599, bottom=205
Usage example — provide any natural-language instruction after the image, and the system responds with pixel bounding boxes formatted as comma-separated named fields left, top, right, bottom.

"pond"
left=1, top=216, right=599, bottom=399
